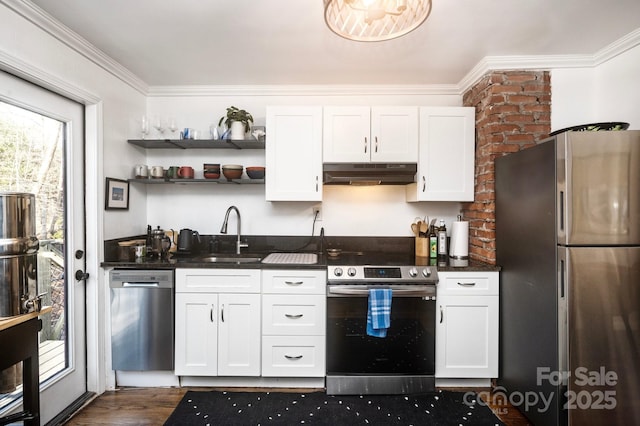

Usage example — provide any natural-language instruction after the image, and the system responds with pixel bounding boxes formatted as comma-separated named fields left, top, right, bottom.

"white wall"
left=144, top=94, right=465, bottom=237
left=551, top=44, right=640, bottom=131
left=594, top=45, right=640, bottom=129
left=0, top=4, right=147, bottom=241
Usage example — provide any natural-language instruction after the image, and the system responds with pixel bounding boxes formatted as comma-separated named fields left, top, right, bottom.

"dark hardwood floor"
left=61, top=387, right=533, bottom=425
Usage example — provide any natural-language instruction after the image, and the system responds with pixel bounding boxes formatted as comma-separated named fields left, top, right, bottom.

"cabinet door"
left=370, top=107, right=418, bottom=162
left=407, top=107, right=475, bottom=201
left=435, top=294, right=498, bottom=378
left=217, top=293, right=261, bottom=376
left=266, top=106, right=323, bottom=201
left=323, top=106, right=370, bottom=163
left=174, top=293, right=218, bottom=376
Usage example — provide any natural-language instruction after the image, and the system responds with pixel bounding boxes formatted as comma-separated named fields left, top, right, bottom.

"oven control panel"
left=328, top=265, right=438, bottom=284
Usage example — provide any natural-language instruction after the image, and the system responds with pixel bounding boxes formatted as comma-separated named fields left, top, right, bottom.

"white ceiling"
left=28, top=0, right=640, bottom=87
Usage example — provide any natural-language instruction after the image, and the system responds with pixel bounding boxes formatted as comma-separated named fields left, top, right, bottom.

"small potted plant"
left=218, top=106, right=254, bottom=140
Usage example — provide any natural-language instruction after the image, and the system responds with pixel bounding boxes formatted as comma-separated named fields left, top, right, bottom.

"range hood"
left=323, top=163, right=417, bottom=185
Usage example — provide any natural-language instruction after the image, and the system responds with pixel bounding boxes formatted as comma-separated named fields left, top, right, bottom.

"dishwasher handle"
left=123, top=282, right=160, bottom=287
left=122, top=281, right=160, bottom=288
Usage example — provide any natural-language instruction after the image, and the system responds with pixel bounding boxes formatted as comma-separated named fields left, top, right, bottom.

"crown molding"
left=593, top=27, right=640, bottom=66
left=457, top=28, right=640, bottom=94
left=457, top=54, right=594, bottom=94
left=3, top=0, right=148, bottom=95
left=0, top=49, right=101, bottom=104
left=147, top=84, right=462, bottom=97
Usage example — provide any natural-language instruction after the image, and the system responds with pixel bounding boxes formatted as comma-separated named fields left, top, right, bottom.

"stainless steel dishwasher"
left=109, top=269, right=174, bottom=370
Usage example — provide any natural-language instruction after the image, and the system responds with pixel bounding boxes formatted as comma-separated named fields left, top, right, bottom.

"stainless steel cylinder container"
left=0, top=254, right=38, bottom=317
left=0, top=192, right=39, bottom=255
left=0, top=192, right=40, bottom=318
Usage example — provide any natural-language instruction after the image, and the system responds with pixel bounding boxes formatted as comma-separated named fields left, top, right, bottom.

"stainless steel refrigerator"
left=496, top=130, right=640, bottom=426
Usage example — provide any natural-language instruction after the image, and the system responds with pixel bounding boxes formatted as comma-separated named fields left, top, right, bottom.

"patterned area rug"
left=164, top=390, right=505, bottom=425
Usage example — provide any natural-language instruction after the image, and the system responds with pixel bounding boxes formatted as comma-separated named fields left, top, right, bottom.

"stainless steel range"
left=326, top=260, right=438, bottom=395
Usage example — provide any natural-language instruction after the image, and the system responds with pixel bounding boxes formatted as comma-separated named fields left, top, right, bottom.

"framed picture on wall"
left=105, top=177, right=129, bottom=210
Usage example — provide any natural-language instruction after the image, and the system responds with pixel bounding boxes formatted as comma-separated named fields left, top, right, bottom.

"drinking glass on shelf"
left=141, top=115, right=150, bottom=139
left=153, top=115, right=166, bottom=137
left=168, top=117, right=178, bottom=136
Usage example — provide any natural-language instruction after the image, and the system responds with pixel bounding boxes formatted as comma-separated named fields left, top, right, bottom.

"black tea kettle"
left=178, top=228, right=200, bottom=253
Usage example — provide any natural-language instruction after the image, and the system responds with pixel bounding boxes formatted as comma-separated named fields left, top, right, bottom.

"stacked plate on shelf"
left=203, top=163, right=220, bottom=179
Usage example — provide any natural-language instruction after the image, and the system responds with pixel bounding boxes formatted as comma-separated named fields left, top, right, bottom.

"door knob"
left=75, top=270, right=89, bottom=281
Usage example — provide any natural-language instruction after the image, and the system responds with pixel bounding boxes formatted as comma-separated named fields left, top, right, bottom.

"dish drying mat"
left=261, top=252, right=318, bottom=264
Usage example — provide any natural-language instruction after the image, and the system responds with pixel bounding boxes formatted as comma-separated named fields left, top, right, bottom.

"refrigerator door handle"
left=557, top=247, right=568, bottom=387
left=560, top=258, right=565, bottom=299
left=559, top=190, right=565, bottom=233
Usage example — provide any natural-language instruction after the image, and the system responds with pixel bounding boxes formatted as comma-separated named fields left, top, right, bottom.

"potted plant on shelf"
left=218, top=106, right=254, bottom=140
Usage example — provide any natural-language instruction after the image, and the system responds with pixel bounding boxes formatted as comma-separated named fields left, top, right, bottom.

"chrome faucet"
left=220, top=205, right=248, bottom=254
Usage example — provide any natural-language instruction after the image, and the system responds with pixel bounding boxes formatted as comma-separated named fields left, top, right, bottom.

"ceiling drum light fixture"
left=324, top=0, right=432, bottom=42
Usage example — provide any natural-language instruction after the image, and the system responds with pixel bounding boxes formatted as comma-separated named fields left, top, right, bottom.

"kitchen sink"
left=184, top=254, right=263, bottom=264
left=197, top=256, right=262, bottom=263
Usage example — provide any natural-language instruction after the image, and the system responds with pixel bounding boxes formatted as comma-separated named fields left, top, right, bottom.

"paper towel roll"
left=449, top=220, right=469, bottom=259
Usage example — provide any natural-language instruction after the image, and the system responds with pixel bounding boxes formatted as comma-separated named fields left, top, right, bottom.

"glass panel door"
left=0, top=71, right=86, bottom=424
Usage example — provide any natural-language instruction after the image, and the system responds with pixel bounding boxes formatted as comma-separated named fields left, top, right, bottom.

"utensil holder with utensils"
left=415, top=236, right=429, bottom=258
left=412, top=217, right=432, bottom=258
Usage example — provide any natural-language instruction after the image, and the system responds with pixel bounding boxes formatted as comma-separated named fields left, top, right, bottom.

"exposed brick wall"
left=461, top=71, right=551, bottom=265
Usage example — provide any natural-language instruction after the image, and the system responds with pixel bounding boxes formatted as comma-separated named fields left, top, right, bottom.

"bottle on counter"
left=429, top=223, right=438, bottom=258
left=437, top=219, right=448, bottom=258
left=146, top=224, right=152, bottom=256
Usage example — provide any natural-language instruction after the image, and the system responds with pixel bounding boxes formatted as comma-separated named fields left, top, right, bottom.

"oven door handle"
left=327, top=285, right=435, bottom=298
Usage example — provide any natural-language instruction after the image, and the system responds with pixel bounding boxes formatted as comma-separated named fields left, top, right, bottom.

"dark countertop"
left=101, top=235, right=500, bottom=272
left=437, top=259, right=501, bottom=272
left=101, top=255, right=324, bottom=270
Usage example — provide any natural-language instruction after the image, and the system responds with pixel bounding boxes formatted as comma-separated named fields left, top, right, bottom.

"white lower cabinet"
left=261, top=270, right=326, bottom=377
left=174, top=269, right=261, bottom=377
left=217, top=293, right=261, bottom=376
left=175, top=292, right=219, bottom=376
left=435, top=271, right=499, bottom=379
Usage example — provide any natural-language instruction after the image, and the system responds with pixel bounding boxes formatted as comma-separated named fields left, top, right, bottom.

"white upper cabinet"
left=407, top=107, right=475, bottom=202
left=323, top=106, right=418, bottom=163
left=266, top=106, right=323, bottom=201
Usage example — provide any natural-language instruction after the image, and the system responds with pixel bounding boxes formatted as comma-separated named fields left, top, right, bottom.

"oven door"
left=326, top=284, right=436, bottom=394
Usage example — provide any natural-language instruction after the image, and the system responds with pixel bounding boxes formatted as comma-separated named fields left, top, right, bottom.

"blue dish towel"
left=366, top=288, right=392, bottom=338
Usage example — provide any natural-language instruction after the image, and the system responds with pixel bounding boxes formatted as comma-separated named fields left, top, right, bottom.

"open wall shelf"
left=129, top=178, right=264, bottom=185
left=128, top=139, right=265, bottom=150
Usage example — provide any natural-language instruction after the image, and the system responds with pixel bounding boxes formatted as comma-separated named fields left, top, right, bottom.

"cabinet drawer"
left=262, top=270, right=327, bottom=294
left=261, top=335, right=326, bottom=377
left=176, top=268, right=261, bottom=293
left=262, top=295, right=326, bottom=335
left=437, top=272, right=499, bottom=296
